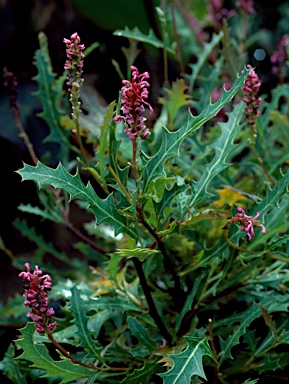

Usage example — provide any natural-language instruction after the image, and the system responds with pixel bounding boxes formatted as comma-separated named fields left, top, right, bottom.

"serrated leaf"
left=219, top=302, right=262, bottom=365
left=188, top=32, right=224, bottom=92
left=188, top=101, right=245, bottom=207
left=153, top=182, right=187, bottom=226
left=0, top=344, right=27, bottom=384
left=113, top=26, right=175, bottom=54
left=159, top=79, right=192, bottom=125
left=269, top=110, right=289, bottom=148
left=16, top=323, right=95, bottom=383
left=33, top=32, right=72, bottom=157
left=17, top=203, right=63, bottom=223
left=115, top=248, right=160, bottom=260
left=16, top=162, right=136, bottom=239
left=255, top=355, right=281, bottom=373
left=141, top=69, right=250, bottom=195
left=98, top=101, right=116, bottom=182
left=13, top=219, right=71, bottom=264
left=252, top=170, right=289, bottom=220
left=268, top=234, right=289, bottom=250
left=159, top=336, right=216, bottom=383
left=121, top=360, right=160, bottom=384
left=68, top=286, right=103, bottom=361
left=127, top=316, right=156, bottom=353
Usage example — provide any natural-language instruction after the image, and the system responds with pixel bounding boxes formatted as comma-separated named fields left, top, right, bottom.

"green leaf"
left=159, top=336, right=216, bottom=383
left=252, top=170, right=289, bottom=220
left=219, top=302, right=262, bottom=365
left=188, top=101, right=245, bottom=207
left=16, top=162, right=136, bottom=239
left=33, top=32, right=72, bottom=157
left=115, top=248, right=160, bottom=260
left=269, top=110, right=289, bottom=148
left=98, top=101, right=116, bottom=182
left=13, top=219, right=71, bottom=264
left=188, top=32, right=223, bottom=92
left=121, top=359, right=160, bottom=384
left=114, top=26, right=175, bottom=54
left=141, top=68, right=250, bottom=194
left=127, top=316, right=156, bottom=353
left=159, top=79, right=192, bottom=125
left=16, top=323, right=95, bottom=383
left=268, top=234, right=289, bottom=250
left=68, top=286, right=103, bottom=361
left=0, top=344, right=27, bottom=384
left=153, top=182, right=187, bottom=227
left=17, top=203, right=63, bottom=223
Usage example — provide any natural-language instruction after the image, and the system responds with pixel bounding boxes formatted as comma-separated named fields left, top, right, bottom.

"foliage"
left=1, top=1, right=289, bottom=384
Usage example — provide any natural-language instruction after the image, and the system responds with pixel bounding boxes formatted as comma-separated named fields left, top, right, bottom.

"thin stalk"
left=132, top=257, right=172, bottom=344
left=223, top=229, right=256, bottom=255
left=107, top=164, right=132, bottom=203
left=75, top=118, right=89, bottom=167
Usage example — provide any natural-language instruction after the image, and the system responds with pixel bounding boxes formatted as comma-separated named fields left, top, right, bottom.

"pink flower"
left=271, top=35, right=289, bottom=77
left=207, top=0, right=235, bottom=30
left=19, top=263, right=57, bottom=335
left=235, top=207, right=266, bottom=242
left=63, top=32, right=85, bottom=120
left=241, top=65, right=262, bottom=127
left=236, top=0, right=255, bottom=15
left=114, top=66, right=153, bottom=141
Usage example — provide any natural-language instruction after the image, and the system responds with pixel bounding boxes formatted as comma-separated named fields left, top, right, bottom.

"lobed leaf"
left=141, top=68, right=250, bottom=195
left=188, top=101, right=245, bottom=207
left=121, top=359, right=160, bottom=384
left=159, top=336, right=216, bottom=383
left=16, top=162, right=136, bottom=239
left=16, top=323, right=95, bottom=383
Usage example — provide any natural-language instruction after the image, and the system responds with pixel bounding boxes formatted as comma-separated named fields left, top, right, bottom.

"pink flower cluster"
left=19, top=263, right=57, bottom=334
left=242, top=65, right=262, bottom=126
left=63, top=32, right=85, bottom=120
left=236, top=207, right=266, bottom=242
left=271, top=35, right=289, bottom=76
left=207, top=0, right=235, bottom=30
left=236, top=0, right=255, bottom=15
left=114, top=66, right=153, bottom=141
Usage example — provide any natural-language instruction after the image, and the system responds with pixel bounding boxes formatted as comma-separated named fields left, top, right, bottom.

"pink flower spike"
left=19, top=264, right=57, bottom=334
left=114, top=66, right=153, bottom=140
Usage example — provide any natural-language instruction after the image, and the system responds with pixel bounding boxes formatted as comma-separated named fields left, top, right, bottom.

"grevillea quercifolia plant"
left=3, top=7, right=289, bottom=381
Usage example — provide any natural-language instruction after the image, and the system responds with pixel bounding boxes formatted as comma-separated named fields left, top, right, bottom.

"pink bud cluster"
left=19, top=263, right=57, bottom=335
left=242, top=65, right=262, bottom=126
left=63, top=32, right=85, bottom=120
left=114, top=66, right=153, bottom=141
left=236, top=0, right=255, bottom=15
left=271, top=35, right=289, bottom=77
left=236, top=207, right=266, bottom=242
left=207, top=0, right=235, bottom=30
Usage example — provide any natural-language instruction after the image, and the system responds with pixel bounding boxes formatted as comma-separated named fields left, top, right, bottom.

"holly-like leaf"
left=68, top=286, right=103, bottom=361
left=0, top=344, right=27, bottom=384
left=121, top=359, right=161, bottom=384
left=159, top=79, right=192, bottom=125
left=16, top=323, right=95, bottom=383
left=17, top=203, right=63, bottom=223
left=141, top=69, right=250, bottom=195
left=187, top=32, right=224, bottom=92
left=98, top=101, right=116, bottom=182
left=219, top=302, right=262, bottom=365
left=33, top=32, right=72, bottom=157
left=153, top=182, right=187, bottom=227
left=114, top=26, right=175, bottom=54
left=188, top=101, right=245, bottom=207
left=269, top=110, right=289, bottom=148
left=127, top=316, right=157, bottom=353
left=16, top=162, right=136, bottom=239
left=159, top=336, right=216, bottom=383
left=268, top=234, right=289, bottom=250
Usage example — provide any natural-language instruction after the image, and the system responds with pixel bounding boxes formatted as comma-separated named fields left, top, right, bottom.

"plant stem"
left=223, top=229, right=256, bottom=255
left=107, top=164, right=132, bottom=203
left=132, top=257, right=172, bottom=344
left=136, top=205, right=183, bottom=307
